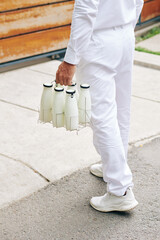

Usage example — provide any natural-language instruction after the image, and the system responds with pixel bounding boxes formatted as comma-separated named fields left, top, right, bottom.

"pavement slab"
left=0, top=68, right=52, bottom=111
left=0, top=155, right=47, bottom=209
left=0, top=101, right=99, bottom=184
left=0, top=137, right=159, bottom=240
left=136, top=34, right=160, bottom=53
left=132, top=65, right=160, bottom=102
left=134, top=50, right=160, bottom=70
left=130, top=96, right=160, bottom=143
left=28, top=60, right=61, bottom=77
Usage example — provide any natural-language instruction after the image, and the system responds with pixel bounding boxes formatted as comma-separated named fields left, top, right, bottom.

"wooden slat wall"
left=0, top=26, right=70, bottom=63
left=141, top=0, right=160, bottom=22
left=0, top=0, right=70, bottom=12
left=0, top=0, right=74, bottom=64
left=0, top=1, right=74, bottom=38
left=0, top=0, right=159, bottom=64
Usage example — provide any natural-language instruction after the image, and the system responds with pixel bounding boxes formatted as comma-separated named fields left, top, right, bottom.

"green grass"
left=135, top=46, right=160, bottom=55
left=135, top=26, right=160, bottom=55
left=136, top=26, right=160, bottom=43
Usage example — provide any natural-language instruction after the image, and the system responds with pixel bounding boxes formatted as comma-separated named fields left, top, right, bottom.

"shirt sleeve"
left=133, top=0, right=144, bottom=29
left=63, top=0, right=100, bottom=65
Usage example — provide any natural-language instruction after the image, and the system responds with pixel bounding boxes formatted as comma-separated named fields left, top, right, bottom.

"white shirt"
left=64, top=0, right=144, bottom=65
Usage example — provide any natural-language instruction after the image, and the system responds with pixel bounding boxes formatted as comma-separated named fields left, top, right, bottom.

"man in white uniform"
left=56, top=0, right=144, bottom=212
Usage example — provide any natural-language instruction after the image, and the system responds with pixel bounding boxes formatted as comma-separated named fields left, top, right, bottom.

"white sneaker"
left=90, top=188, right=138, bottom=212
left=90, top=163, right=103, bottom=178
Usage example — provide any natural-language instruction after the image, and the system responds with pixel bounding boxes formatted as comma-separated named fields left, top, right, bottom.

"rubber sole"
left=90, top=169, right=103, bottom=178
left=90, top=200, right=139, bottom=212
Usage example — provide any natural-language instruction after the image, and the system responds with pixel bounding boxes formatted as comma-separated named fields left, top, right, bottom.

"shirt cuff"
left=63, top=46, right=81, bottom=65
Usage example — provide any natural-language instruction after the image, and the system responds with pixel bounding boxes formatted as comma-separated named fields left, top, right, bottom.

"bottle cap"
left=43, top=83, right=53, bottom=88
left=80, top=84, right=90, bottom=89
left=66, top=89, right=76, bottom=94
left=54, top=87, right=64, bottom=92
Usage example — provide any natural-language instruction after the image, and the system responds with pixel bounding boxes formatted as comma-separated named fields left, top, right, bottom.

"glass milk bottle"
left=52, top=80, right=61, bottom=102
left=78, top=84, right=91, bottom=124
left=39, top=83, right=53, bottom=123
left=52, top=87, right=64, bottom=128
left=64, top=89, right=78, bottom=131
left=67, top=82, right=79, bottom=101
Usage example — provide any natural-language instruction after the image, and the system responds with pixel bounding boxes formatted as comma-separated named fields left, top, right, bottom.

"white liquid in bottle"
left=52, top=87, right=64, bottom=128
left=78, top=84, right=91, bottom=124
left=65, top=89, right=78, bottom=131
left=39, top=83, right=53, bottom=123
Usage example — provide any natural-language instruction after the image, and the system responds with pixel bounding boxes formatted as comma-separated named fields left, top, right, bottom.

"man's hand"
left=56, top=61, right=76, bottom=86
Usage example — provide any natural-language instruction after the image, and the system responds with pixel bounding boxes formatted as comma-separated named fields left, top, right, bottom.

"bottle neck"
left=44, top=87, right=52, bottom=91
left=66, top=93, right=75, bottom=99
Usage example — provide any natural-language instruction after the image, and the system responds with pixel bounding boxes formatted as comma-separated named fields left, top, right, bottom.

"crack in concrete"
left=0, top=152, right=50, bottom=183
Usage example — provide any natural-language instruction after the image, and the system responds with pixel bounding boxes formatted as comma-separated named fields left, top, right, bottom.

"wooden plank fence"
left=0, top=0, right=74, bottom=63
left=141, top=0, right=160, bottom=22
left=0, top=0, right=159, bottom=64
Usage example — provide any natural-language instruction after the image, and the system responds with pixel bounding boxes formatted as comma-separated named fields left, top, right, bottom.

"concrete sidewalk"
left=0, top=46, right=160, bottom=211
left=0, top=137, right=160, bottom=240
left=136, top=33, right=160, bottom=53
left=134, top=33, right=160, bottom=70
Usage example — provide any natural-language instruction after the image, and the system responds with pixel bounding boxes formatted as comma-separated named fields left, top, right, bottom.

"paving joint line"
left=134, top=60, right=160, bottom=71
left=27, top=68, right=55, bottom=77
left=132, top=95, right=160, bottom=103
left=0, top=98, right=38, bottom=112
left=129, top=133, right=160, bottom=147
left=0, top=152, right=50, bottom=183
left=0, top=136, right=160, bottom=186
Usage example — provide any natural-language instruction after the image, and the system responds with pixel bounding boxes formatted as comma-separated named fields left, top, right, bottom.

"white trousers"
left=76, top=22, right=135, bottom=196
